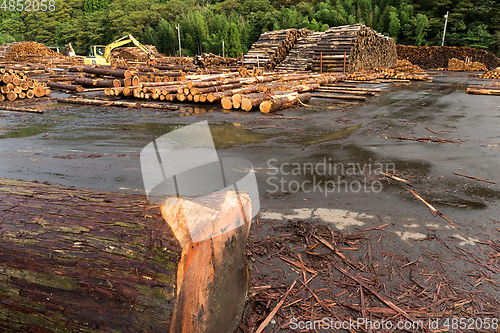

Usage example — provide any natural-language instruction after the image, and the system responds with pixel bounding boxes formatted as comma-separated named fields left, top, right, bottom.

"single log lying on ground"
left=57, top=97, right=179, bottom=110
left=259, top=92, right=312, bottom=113
left=0, top=178, right=180, bottom=332
left=82, top=67, right=132, bottom=79
left=47, top=81, right=83, bottom=92
left=74, top=78, right=121, bottom=88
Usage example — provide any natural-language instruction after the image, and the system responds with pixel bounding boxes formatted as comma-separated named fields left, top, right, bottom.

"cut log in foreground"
left=0, top=178, right=179, bottom=332
left=160, top=191, right=252, bottom=333
left=259, top=92, right=312, bottom=113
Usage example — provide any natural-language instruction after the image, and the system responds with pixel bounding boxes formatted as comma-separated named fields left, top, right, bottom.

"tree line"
left=0, top=0, right=498, bottom=58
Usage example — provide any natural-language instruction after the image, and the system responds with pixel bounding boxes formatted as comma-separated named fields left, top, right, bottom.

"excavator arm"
left=103, top=35, right=154, bottom=62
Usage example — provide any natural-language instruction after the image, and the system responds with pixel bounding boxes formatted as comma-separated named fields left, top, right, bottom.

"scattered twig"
left=313, top=235, right=359, bottom=270
left=408, top=189, right=460, bottom=229
left=378, top=171, right=412, bottom=186
left=453, top=172, right=495, bottom=184
left=390, top=136, right=462, bottom=144
left=255, top=279, right=297, bottom=333
left=331, top=262, right=416, bottom=322
left=426, top=127, right=438, bottom=134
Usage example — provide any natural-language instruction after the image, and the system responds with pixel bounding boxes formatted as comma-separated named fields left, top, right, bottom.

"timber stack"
left=111, top=45, right=163, bottom=66
left=193, top=53, right=239, bottom=68
left=466, top=82, right=500, bottom=96
left=276, top=31, right=325, bottom=71
left=103, top=71, right=345, bottom=110
left=0, top=41, right=84, bottom=66
left=347, top=68, right=428, bottom=81
left=392, top=59, right=424, bottom=73
left=45, top=65, right=194, bottom=93
left=242, top=28, right=312, bottom=69
left=481, top=67, right=500, bottom=79
left=396, top=45, right=500, bottom=69
left=0, top=68, right=49, bottom=101
left=447, top=58, right=487, bottom=71
left=312, top=24, right=397, bottom=73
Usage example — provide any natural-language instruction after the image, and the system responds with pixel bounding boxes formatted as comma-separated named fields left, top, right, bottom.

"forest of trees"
left=0, top=0, right=498, bottom=58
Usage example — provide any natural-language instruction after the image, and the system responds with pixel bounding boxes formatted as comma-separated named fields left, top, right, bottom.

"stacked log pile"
left=347, top=67, right=428, bottom=81
left=0, top=42, right=83, bottom=66
left=481, top=67, right=500, bottom=79
left=44, top=65, right=195, bottom=92
left=393, top=59, right=424, bottom=73
left=193, top=53, right=239, bottom=67
left=101, top=71, right=349, bottom=113
left=447, top=58, right=487, bottom=71
left=111, top=45, right=164, bottom=66
left=0, top=68, right=49, bottom=101
left=396, top=45, right=500, bottom=69
left=312, top=24, right=397, bottom=74
left=466, top=82, right=500, bottom=96
left=275, top=32, right=325, bottom=71
left=242, top=28, right=312, bottom=69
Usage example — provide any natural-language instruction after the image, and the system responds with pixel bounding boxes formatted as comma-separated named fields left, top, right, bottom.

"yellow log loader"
left=84, top=35, right=154, bottom=66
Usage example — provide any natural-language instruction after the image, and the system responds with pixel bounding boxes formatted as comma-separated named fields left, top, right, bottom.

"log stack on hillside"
left=312, top=24, right=397, bottom=73
left=396, top=45, right=500, bottom=70
left=242, top=28, right=312, bottom=69
left=276, top=31, right=325, bottom=71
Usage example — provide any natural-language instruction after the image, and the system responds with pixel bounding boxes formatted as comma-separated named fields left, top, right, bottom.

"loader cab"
left=84, top=45, right=108, bottom=65
left=88, top=45, right=106, bottom=58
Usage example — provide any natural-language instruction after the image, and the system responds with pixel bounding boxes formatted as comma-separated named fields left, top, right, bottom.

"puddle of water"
left=302, top=125, right=360, bottom=145
left=0, top=124, right=52, bottom=139
left=209, top=123, right=268, bottom=149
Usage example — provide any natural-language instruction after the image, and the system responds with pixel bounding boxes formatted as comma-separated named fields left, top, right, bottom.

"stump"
left=160, top=191, right=252, bottom=333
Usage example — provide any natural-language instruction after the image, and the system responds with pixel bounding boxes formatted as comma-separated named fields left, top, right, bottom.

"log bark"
left=0, top=178, right=180, bottom=333
left=259, top=92, right=311, bottom=113
left=82, top=67, right=132, bottom=79
left=240, top=93, right=268, bottom=112
left=56, top=97, right=179, bottom=110
left=47, top=82, right=83, bottom=92
left=74, top=78, right=121, bottom=88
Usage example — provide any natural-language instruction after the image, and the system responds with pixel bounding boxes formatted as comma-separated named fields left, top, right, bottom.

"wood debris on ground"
left=240, top=219, right=500, bottom=332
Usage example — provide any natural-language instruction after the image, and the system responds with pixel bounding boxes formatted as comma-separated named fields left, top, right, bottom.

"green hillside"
left=0, top=0, right=498, bottom=57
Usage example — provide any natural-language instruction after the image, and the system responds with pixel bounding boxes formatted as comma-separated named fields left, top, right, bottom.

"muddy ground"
left=0, top=71, right=499, bottom=332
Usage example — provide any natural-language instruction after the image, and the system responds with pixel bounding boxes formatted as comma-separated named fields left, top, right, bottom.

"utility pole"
left=441, top=11, right=449, bottom=46
left=222, top=39, right=225, bottom=58
left=176, top=25, right=181, bottom=57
